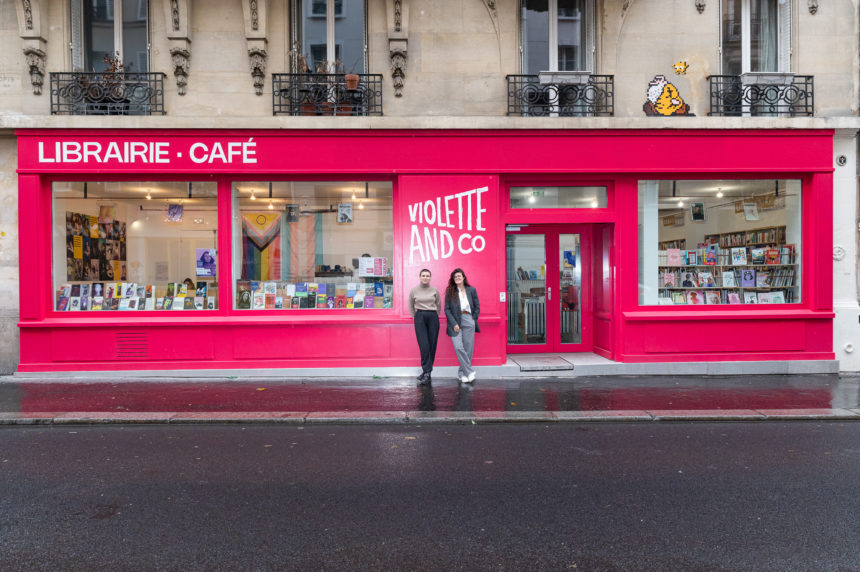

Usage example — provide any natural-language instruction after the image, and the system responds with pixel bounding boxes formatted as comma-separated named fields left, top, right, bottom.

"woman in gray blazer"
left=444, top=268, right=480, bottom=383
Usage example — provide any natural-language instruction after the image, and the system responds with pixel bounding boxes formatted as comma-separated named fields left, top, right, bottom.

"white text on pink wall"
left=408, top=186, right=489, bottom=264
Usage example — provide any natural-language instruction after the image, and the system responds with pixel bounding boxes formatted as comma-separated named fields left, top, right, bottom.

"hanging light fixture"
left=268, top=200, right=274, bottom=210
left=250, top=189, right=256, bottom=201
left=678, top=200, right=685, bottom=207
left=359, top=201, right=365, bottom=209
left=145, top=189, right=152, bottom=200
left=716, top=188, right=724, bottom=198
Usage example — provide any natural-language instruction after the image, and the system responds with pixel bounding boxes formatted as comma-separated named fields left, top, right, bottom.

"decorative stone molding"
left=394, top=0, right=402, bottom=32
left=250, top=0, right=259, bottom=31
left=16, top=0, right=46, bottom=95
left=171, top=0, right=180, bottom=31
left=695, top=0, right=705, bottom=13
left=23, top=47, right=45, bottom=95
left=387, top=0, right=408, bottom=97
left=165, top=0, right=192, bottom=94
left=808, top=0, right=818, bottom=14
left=834, top=245, right=846, bottom=261
left=248, top=48, right=267, bottom=96
left=389, top=43, right=407, bottom=98
left=170, top=47, right=191, bottom=95
left=242, top=0, right=268, bottom=95
left=22, top=0, right=34, bottom=30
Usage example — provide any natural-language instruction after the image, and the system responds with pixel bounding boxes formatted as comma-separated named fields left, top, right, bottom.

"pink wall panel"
left=640, top=321, right=805, bottom=353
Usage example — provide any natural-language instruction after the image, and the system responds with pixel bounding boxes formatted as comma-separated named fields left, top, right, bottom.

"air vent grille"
left=116, top=332, right=149, bottom=360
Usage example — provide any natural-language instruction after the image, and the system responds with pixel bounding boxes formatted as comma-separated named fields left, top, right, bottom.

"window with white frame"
left=71, top=0, right=149, bottom=72
left=294, top=0, right=365, bottom=73
left=521, top=0, right=595, bottom=74
left=721, top=0, right=791, bottom=74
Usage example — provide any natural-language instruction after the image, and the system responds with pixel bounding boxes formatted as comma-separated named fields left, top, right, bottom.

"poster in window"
left=196, top=248, right=217, bottom=277
left=167, top=204, right=184, bottom=223
left=338, top=203, right=353, bottom=224
left=743, top=203, right=759, bottom=221
left=690, top=202, right=705, bottom=222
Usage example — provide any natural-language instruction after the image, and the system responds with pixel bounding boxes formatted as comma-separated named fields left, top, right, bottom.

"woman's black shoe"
left=417, top=373, right=431, bottom=385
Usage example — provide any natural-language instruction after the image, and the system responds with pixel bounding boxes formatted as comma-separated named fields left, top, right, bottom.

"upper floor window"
left=521, top=0, right=595, bottom=74
left=721, top=0, right=791, bottom=74
left=72, top=0, right=149, bottom=72
left=293, top=0, right=365, bottom=73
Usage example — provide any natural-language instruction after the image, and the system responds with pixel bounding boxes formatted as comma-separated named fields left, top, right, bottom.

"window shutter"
left=70, top=0, right=84, bottom=71
left=585, top=0, right=595, bottom=72
left=778, top=0, right=792, bottom=72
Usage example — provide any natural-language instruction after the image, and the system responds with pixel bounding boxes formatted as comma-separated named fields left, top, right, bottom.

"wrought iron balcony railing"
left=708, top=74, right=814, bottom=117
left=50, top=72, right=166, bottom=116
left=272, top=73, right=383, bottom=116
left=506, top=74, right=614, bottom=117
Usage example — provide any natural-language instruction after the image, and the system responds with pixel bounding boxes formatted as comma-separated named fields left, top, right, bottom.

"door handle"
left=547, top=286, right=551, bottom=301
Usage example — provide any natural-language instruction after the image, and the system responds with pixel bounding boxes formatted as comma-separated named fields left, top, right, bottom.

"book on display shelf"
left=671, top=292, right=686, bottom=304
left=196, top=282, right=207, bottom=297
left=365, top=295, right=374, bottom=308
left=57, top=296, right=69, bottom=311
left=156, top=297, right=165, bottom=310
left=686, top=290, right=704, bottom=305
left=726, top=291, right=741, bottom=304
left=765, top=249, right=780, bottom=265
left=731, top=247, right=747, bottom=265
left=207, top=296, right=216, bottom=310
left=755, top=271, right=772, bottom=288
left=750, top=248, right=766, bottom=265
left=265, top=293, right=276, bottom=309
left=740, top=269, right=756, bottom=287
left=756, top=292, right=772, bottom=304
left=118, top=298, right=132, bottom=310
left=71, top=284, right=81, bottom=297
left=253, top=292, right=265, bottom=309
left=722, top=271, right=737, bottom=287
left=92, top=296, right=104, bottom=310
left=743, top=291, right=757, bottom=304
left=144, top=297, right=156, bottom=310
left=291, top=297, right=301, bottom=309
left=236, top=281, right=252, bottom=309
left=770, top=291, right=786, bottom=304
left=705, top=291, right=721, bottom=305
left=680, top=271, right=698, bottom=288
left=667, top=249, right=682, bottom=266
left=172, top=298, right=185, bottom=310
left=80, top=296, right=90, bottom=311
left=135, top=285, right=145, bottom=298
left=69, top=297, right=81, bottom=310
left=194, top=297, right=205, bottom=310
left=179, top=283, right=189, bottom=296
left=275, top=296, right=283, bottom=309
left=697, top=272, right=716, bottom=288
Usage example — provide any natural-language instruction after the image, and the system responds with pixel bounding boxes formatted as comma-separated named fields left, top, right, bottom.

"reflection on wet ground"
left=1, top=374, right=857, bottom=414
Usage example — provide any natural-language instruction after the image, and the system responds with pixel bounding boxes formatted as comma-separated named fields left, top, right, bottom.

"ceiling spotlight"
left=678, top=200, right=685, bottom=207
left=358, top=201, right=365, bottom=210
left=250, top=190, right=256, bottom=201
left=145, top=190, right=152, bottom=200
left=590, top=199, right=598, bottom=208
left=351, top=191, right=356, bottom=200
left=716, top=188, right=724, bottom=198
left=528, top=195, right=536, bottom=204
left=268, top=200, right=274, bottom=210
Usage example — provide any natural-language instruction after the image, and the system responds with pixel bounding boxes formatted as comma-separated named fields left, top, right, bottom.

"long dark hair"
left=445, top=268, right=471, bottom=301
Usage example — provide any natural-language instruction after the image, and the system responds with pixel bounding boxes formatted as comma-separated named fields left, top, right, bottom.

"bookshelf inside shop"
left=658, top=225, right=798, bottom=304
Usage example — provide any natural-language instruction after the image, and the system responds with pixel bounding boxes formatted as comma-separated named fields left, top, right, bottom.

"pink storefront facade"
left=16, top=128, right=835, bottom=372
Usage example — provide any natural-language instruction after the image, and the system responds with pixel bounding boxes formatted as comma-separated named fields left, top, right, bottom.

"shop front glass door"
left=507, top=227, right=588, bottom=352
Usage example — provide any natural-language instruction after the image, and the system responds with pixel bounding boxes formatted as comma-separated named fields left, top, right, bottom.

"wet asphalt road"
left=1, top=422, right=859, bottom=571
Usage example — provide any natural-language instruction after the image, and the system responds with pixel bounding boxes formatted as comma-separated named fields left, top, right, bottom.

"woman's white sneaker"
left=467, top=371, right=476, bottom=382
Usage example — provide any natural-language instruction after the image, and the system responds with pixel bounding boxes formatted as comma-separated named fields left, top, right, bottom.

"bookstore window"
left=638, top=179, right=802, bottom=306
left=52, top=181, right=218, bottom=311
left=231, top=181, right=393, bottom=310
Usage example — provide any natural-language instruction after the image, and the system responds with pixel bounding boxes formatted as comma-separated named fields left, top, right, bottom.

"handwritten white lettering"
left=408, top=186, right=489, bottom=264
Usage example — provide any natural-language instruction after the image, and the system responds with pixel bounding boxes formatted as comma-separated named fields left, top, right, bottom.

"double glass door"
left=506, top=226, right=590, bottom=353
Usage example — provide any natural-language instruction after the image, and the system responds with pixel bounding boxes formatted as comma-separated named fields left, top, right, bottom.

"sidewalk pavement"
left=1, top=372, right=858, bottom=425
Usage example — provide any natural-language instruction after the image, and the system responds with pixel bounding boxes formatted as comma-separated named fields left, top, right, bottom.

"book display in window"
left=66, top=210, right=127, bottom=282
left=55, top=280, right=217, bottom=311
left=656, top=226, right=798, bottom=304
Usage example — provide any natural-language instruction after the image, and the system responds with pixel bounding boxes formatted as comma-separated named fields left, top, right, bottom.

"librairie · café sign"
left=36, top=138, right=259, bottom=165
